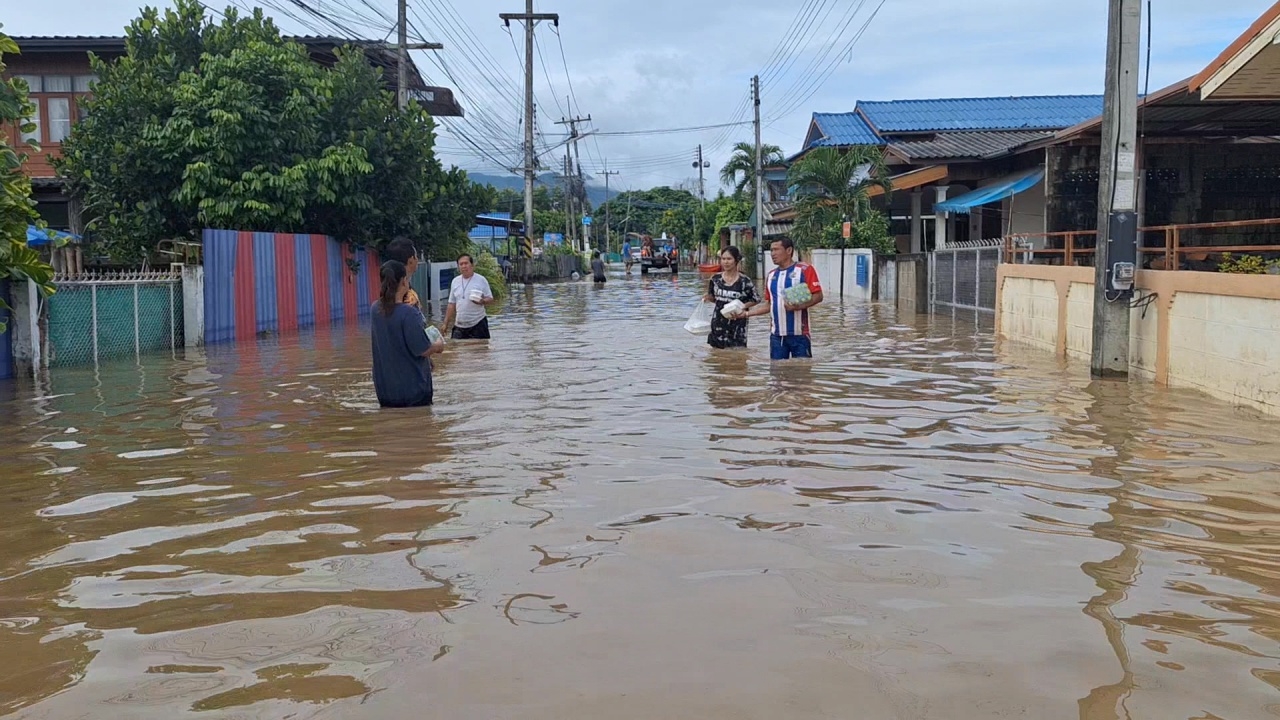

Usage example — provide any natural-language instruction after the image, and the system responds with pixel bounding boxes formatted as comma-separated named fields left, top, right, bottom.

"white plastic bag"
left=684, top=301, right=713, bottom=334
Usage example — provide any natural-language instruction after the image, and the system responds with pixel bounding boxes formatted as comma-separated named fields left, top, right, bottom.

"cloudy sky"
left=4, top=0, right=1271, bottom=193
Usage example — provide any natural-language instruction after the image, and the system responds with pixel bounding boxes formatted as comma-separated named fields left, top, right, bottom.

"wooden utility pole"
left=752, top=75, right=764, bottom=257
left=1090, top=0, right=1142, bottom=377
left=693, top=144, right=710, bottom=208
left=501, top=1, right=558, bottom=246
left=396, top=0, right=444, bottom=110
left=601, top=164, right=620, bottom=254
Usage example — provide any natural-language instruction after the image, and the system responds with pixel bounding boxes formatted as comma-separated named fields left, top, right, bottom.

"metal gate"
left=929, top=239, right=1004, bottom=313
left=45, top=270, right=183, bottom=368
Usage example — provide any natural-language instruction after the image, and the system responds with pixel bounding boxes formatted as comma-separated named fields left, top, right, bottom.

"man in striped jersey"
left=743, top=237, right=824, bottom=359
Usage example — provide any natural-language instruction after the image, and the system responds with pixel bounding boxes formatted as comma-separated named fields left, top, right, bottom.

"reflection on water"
left=2, top=270, right=1280, bottom=719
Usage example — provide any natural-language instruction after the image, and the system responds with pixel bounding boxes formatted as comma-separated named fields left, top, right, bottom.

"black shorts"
left=593, top=275, right=606, bottom=283
left=451, top=317, right=491, bottom=340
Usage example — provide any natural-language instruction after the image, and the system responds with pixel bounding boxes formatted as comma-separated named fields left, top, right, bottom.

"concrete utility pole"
left=752, top=75, right=764, bottom=254
left=693, top=144, right=710, bottom=208
left=563, top=153, right=573, bottom=245
left=601, top=164, right=619, bottom=253
left=556, top=112, right=591, bottom=252
left=501, top=1, right=558, bottom=246
left=396, top=0, right=444, bottom=110
left=1090, top=0, right=1142, bottom=377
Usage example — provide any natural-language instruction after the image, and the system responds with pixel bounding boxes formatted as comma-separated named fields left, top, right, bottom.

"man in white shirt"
left=442, top=254, right=495, bottom=339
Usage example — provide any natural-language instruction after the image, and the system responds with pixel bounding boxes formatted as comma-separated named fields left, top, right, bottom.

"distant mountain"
left=467, top=172, right=616, bottom=208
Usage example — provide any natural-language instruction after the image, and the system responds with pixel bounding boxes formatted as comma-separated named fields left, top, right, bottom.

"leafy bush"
left=1218, top=253, right=1268, bottom=274
left=795, top=209, right=895, bottom=255
left=471, top=249, right=507, bottom=303
left=1, top=27, right=56, bottom=330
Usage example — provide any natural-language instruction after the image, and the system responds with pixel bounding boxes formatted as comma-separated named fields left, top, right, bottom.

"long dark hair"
left=379, top=260, right=407, bottom=316
left=720, top=245, right=743, bottom=266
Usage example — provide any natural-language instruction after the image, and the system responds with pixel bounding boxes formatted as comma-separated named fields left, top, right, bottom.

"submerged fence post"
left=134, top=283, right=141, bottom=361
left=90, top=284, right=99, bottom=367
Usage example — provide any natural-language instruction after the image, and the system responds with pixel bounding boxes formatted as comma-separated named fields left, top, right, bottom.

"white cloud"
left=4, top=0, right=1270, bottom=190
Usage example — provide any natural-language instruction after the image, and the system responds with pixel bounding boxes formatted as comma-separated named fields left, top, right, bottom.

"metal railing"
left=930, top=238, right=1004, bottom=312
left=1003, top=217, right=1280, bottom=269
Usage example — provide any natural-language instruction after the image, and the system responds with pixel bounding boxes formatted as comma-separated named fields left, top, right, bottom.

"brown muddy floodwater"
left=2, top=270, right=1280, bottom=720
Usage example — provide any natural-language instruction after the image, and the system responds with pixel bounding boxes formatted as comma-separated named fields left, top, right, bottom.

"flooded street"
left=2, top=269, right=1280, bottom=719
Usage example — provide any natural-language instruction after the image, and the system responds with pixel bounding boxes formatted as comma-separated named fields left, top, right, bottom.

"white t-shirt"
left=449, top=272, right=492, bottom=328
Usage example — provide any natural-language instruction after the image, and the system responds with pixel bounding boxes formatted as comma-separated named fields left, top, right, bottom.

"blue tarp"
left=935, top=168, right=1045, bottom=214
left=26, top=225, right=81, bottom=247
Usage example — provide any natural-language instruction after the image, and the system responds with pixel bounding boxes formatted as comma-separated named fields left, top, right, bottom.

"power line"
left=762, top=0, right=840, bottom=96
left=552, top=26, right=603, bottom=170
left=769, top=0, right=887, bottom=121
left=593, top=120, right=754, bottom=137
left=533, top=33, right=568, bottom=120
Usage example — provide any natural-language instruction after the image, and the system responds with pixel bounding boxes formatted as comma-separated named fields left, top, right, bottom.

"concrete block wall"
left=996, top=264, right=1280, bottom=417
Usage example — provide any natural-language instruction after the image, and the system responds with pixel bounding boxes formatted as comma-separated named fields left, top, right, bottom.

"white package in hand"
left=683, top=301, right=713, bottom=334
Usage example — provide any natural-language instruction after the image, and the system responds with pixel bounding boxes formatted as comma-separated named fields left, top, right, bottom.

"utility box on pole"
left=1091, top=0, right=1142, bottom=378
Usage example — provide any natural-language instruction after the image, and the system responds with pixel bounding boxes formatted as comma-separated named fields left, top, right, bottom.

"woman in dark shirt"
left=370, top=260, right=443, bottom=407
left=702, top=246, right=760, bottom=349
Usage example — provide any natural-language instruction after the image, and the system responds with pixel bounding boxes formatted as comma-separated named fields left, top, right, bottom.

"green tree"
left=596, top=186, right=698, bottom=242
left=787, top=145, right=894, bottom=253
left=657, top=208, right=692, bottom=243
left=719, top=141, right=783, bottom=197
left=56, top=0, right=487, bottom=262
left=0, top=27, right=56, bottom=332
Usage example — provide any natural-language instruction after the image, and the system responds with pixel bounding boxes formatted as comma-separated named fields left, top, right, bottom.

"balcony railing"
left=1003, top=218, right=1280, bottom=270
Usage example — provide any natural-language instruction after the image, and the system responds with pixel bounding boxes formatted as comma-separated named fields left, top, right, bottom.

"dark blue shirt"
left=370, top=302, right=433, bottom=407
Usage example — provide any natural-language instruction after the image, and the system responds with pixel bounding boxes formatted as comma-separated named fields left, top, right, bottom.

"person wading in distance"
left=443, top=254, right=495, bottom=340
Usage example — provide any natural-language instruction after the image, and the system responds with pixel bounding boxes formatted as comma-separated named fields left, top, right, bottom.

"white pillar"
left=27, top=280, right=41, bottom=375
left=181, top=264, right=205, bottom=348
left=934, top=185, right=950, bottom=250
left=910, top=190, right=923, bottom=253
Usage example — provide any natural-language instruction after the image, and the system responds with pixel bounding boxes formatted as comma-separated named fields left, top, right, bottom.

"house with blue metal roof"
left=790, top=94, right=1105, bottom=253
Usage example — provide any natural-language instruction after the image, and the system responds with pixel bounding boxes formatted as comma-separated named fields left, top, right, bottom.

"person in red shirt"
left=742, top=237, right=823, bottom=359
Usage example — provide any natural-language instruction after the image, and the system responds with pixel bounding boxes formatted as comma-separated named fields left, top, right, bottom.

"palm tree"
left=787, top=145, right=892, bottom=248
left=719, top=141, right=783, bottom=198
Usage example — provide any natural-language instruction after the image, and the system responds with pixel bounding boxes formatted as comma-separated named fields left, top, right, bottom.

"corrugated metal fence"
left=203, top=230, right=380, bottom=345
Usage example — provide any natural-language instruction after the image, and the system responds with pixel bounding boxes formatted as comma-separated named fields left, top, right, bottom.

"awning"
left=866, top=164, right=948, bottom=197
left=935, top=168, right=1044, bottom=214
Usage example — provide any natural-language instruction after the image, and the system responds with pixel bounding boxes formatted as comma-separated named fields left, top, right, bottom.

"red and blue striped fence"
left=203, top=230, right=379, bottom=345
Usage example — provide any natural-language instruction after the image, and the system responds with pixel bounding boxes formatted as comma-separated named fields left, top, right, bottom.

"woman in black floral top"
left=702, top=246, right=760, bottom=349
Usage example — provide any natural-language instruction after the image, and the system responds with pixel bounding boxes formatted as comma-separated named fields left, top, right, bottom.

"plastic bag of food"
left=783, top=282, right=812, bottom=306
left=683, top=301, right=713, bottom=334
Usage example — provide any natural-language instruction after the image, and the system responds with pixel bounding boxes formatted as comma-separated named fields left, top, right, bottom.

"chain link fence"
left=45, top=270, right=183, bottom=368
left=929, top=239, right=1004, bottom=313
